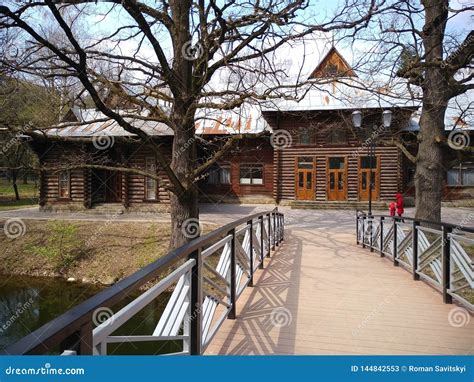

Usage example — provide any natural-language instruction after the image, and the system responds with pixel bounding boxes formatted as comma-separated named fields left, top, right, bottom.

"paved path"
left=205, top=224, right=474, bottom=355
left=0, top=204, right=472, bottom=228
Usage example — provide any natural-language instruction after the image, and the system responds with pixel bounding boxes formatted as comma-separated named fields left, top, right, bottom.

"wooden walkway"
left=205, top=227, right=474, bottom=355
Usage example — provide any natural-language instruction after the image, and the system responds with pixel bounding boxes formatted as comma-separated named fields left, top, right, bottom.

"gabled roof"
left=309, top=46, right=357, bottom=79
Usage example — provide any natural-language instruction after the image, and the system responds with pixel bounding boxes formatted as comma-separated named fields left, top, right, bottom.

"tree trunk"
left=169, top=119, right=199, bottom=249
left=415, top=0, right=449, bottom=223
left=169, top=188, right=199, bottom=249
left=11, top=171, right=20, bottom=201
left=23, top=173, right=28, bottom=184
left=168, top=0, right=198, bottom=250
left=414, top=106, right=446, bottom=222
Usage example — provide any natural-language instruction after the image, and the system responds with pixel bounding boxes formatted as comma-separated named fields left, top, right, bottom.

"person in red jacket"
left=389, top=201, right=396, bottom=216
left=396, top=192, right=404, bottom=217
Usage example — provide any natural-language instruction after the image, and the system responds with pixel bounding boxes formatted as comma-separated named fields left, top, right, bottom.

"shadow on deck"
left=206, top=228, right=474, bottom=355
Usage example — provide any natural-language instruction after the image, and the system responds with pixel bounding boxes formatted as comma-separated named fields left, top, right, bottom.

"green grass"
left=0, top=178, right=38, bottom=199
left=0, top=199, right=38, bottom=210
left=0, top=178, right=38, bottom=210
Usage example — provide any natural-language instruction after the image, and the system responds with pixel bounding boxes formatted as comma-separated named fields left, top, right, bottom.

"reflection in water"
left=0, top=275, right=181, bottom=354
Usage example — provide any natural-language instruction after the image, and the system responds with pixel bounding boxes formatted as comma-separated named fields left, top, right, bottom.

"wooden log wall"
left=273, top=146, right=400, bottom=201
left=197, top=137, right=274, bottom=199
left=33, top=141, right=173, bottom=208
left=34, top=143, right=86, bottom=204
left=125, top=141, right=172, bottom=204
left=265, top=110, right=410, bottom=202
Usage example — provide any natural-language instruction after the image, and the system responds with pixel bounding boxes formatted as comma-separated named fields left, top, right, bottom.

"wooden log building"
left=32, top=48, right=473, bottom=212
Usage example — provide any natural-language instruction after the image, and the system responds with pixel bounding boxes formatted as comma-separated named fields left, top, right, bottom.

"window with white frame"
left=447, top=163, right=474, bottom=186
left=58, top=171, right=70, bottom=199
left=239, top=164, right=263, bottom=185
left=145, top=157, right=157, bottom=200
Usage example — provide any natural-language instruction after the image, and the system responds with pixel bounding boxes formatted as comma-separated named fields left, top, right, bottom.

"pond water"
left=0, top=275, right=181, bottom=355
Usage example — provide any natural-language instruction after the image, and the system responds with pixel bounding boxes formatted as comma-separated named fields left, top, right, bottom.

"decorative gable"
left=309, top=47, right=356, bottom=79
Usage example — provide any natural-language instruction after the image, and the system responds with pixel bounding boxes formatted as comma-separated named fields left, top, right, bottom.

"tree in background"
left=0, top=75, right=59, bottom=200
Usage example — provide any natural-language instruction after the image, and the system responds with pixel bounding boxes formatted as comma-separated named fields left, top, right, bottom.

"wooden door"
left=359, top=156, right=379, bottom=201
left=105, top=171, right=122, bottom=202
left=327, top=157, right=347, bottom=201
left=295, top=157, right=315, bottom=200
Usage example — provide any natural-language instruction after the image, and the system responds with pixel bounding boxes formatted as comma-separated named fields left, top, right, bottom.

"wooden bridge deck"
left=205, top=227, right=474, bottom=355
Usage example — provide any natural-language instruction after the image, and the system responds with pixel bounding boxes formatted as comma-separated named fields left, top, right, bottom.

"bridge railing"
left=356, top=210, right=474, bottom=311
left=3, top=209, right=284, bottom=356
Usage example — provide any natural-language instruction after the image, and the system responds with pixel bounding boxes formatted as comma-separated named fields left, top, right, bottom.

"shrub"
left=29, top=221, right=84, bottom=272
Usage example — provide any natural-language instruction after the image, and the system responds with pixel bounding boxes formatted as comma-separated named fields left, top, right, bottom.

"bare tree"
left=339, top=0, right=473, bottom=222
left=0, top=0, right=384, bottom=247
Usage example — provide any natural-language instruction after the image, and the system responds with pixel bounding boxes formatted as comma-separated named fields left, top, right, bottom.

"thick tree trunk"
left=415, top=0, right=449, bottom=223
left=168, top=0, right=198, bottom=250
left=169, top=119, right=199, bottom=249
left=169, top=188, right=199, bottom=249
left=414, top=106, right=446, bottom=222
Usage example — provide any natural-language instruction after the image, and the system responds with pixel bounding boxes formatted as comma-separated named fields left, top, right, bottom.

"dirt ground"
left=0, top=220, right=180, bottom=285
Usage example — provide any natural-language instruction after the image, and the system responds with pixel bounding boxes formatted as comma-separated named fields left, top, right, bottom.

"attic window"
left=325, top=63, right=343, bottom=77
left=327, top=128, right=347, bottom=144
left=299, top=128, right=313, bottom=145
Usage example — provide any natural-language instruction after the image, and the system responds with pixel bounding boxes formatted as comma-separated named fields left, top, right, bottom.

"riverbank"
left=0, top=219, right=200, bottom=285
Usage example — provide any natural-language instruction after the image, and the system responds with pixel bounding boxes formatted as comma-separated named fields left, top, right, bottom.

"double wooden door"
left=295, top=157, right=315, bottom=200
left=327, top=157, right=347, bottom=201
left=359, top=156, right=379, bottom=201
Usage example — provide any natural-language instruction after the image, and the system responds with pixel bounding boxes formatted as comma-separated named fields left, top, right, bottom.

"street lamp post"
left=351, top=109, right=393, bottom=217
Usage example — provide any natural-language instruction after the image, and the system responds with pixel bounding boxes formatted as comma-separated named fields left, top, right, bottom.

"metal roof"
left=262, top=80, right=420, bottom=112
left=43, top=104, right=270, bottom=138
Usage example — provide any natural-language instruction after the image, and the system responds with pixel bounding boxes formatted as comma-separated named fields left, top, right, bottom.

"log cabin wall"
left=31, top=139, right=174, bottom=212
left=125, top=140, right=172, bottom=212
left=197, top=137, right=274, bottom=203
left=265, top=109, right=412, bottom=203
left=34, top=136, right=273, bottom=210
left=31, top=142, right=86, bottom=210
